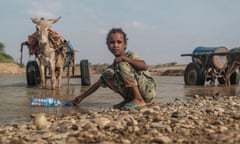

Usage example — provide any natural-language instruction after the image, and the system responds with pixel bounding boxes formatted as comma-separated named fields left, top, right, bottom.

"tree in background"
left=0, top=42, right=14, bottom=62
left=0, top=43, right=4, bottom=53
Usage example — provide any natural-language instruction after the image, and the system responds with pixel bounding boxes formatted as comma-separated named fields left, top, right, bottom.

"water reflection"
left=184, top=85, right=240, bottom=98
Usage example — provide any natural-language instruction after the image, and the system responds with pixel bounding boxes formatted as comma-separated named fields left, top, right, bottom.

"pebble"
left=31, top=113, right=48, bottom=130
left=0, top=95, right=240, bottom=143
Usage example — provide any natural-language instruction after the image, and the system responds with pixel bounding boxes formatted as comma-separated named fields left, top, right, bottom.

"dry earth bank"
left=0, top=63, right=186, bottom=76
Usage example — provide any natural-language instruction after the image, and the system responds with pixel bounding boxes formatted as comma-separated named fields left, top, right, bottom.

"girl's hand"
left=114, top=56, right=128, bottom=64
left=72, top=96, right=83, bottom=105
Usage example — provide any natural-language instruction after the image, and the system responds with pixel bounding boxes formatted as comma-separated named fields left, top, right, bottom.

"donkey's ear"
left=47, top=16, right=61, bottom=24
left=31, top=17, right=40, bottom=24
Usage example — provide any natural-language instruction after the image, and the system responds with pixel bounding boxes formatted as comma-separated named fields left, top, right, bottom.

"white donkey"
left=31, top=17, right=63, bottom=89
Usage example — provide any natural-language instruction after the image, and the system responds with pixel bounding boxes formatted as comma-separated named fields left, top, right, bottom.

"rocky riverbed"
left=1, top=95, right=240, bottom=144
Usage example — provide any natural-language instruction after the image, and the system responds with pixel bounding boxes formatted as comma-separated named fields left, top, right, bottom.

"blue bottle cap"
left=64, top=101, right=73, bottom=106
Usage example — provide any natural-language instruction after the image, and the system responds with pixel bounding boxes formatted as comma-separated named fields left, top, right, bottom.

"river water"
left=1, top=74, right=240, bottom=124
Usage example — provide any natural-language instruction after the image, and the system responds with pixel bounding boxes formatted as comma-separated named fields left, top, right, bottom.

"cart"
left=181, top=46, right=238, bottom=85
left=22, top=44, right=91, bottom=87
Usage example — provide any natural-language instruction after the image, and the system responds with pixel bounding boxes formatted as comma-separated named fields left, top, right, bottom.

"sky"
left=0, top=0, right=240, bottom=65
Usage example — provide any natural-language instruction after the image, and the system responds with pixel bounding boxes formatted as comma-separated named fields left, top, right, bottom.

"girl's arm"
left=72, top=80, right=101, bottom=105
left=114, top=56, right=148, bottom=71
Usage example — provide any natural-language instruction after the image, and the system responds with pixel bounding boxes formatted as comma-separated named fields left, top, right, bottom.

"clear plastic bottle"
left=30, top=96, right=72, bottom=107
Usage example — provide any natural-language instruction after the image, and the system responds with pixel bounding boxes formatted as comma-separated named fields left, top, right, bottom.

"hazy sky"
left=1, top=0, right=240, bottom=65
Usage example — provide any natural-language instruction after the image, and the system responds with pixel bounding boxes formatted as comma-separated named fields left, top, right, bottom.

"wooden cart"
left=21, top=43, right=91, bottom=87
left=181, top=46, right=239, bottom=85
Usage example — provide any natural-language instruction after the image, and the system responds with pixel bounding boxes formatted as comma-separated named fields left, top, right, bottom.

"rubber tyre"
left=218, top=77, right=225, bottom=85
left=230, top=71, right=237, bottom=85
left=26, top=61, right=41, bottom=86
left=80, top=59, right=91, bottom=86
left=184, top=62, right=205, bottom=85
left=218, top=71, right=237, bottom=85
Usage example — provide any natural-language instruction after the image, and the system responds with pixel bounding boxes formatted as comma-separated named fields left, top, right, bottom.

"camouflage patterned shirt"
left=98, top=50, right=156, bottom=103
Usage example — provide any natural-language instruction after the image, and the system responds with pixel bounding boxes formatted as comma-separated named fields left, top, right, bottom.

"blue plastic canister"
left=192, top=46, right=228, bottom=69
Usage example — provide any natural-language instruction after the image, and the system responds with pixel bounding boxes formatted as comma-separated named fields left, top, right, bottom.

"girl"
left=72, top=28, right=156, bottom=109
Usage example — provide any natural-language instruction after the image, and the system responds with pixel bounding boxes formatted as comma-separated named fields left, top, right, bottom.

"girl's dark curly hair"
left=106, top=28, right=128, bottom=45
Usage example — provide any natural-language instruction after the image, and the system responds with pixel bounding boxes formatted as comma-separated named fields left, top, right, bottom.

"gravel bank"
left=1, top=95, right=240, bottom=143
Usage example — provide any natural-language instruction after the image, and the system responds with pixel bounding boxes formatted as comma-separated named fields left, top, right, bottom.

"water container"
left=192, top=47, right=217, bottom=54
left=192, top=46, right=228, bottom=69
left=30, top=96, right=72, bottom=107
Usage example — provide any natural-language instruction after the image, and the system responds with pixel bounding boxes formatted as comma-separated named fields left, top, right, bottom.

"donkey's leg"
left=50, top=64, right=56, bottom=90
left=225, top=68, right=231, bottom=87
left=225, top=62, right=236, bottom=87
left=40, top=65, right=46, bottom=89
left=66, top=65, right=70, bottom=86
left=58, top=67, right=63, bottom=88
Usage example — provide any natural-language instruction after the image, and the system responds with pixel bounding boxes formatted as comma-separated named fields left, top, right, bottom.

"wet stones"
left=31, top=113, right=49, bottom=130
left=0, top=95, right=240, bottom=143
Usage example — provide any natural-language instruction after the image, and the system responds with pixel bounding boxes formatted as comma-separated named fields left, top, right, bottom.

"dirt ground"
left=0, top=63, right=25, bottom=74
left=0, top=62, right=186, bottom=76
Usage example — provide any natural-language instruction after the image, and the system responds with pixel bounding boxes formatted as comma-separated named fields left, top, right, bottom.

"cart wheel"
left=184, top=62, right=205, bottom=85
left=80, top=59, right=91, bottom=86
left=218, top=71, right=237, bottom=85
left=230, top=71, right=237, bottom=84
left=26, top=61, right=41, bottom=86
left=218, top=77, right=225, bottom=85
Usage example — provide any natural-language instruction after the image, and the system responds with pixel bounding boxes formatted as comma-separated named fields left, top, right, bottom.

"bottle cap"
left=64, top=101, right=73, bottom=106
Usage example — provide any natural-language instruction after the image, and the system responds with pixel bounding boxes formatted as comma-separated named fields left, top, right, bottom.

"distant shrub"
left=0, top=53, right=14, bottom=62
left=154, top=62, right=177, bottom=67
left=0, top=42, right=14, bottom=63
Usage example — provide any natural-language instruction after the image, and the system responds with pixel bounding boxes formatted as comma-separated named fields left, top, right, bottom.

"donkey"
left=224, top=47, right=240, bottom=86
left=31, top=17, right=64, bottom=89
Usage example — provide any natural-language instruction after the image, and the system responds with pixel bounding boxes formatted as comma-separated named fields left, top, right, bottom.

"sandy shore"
left=0, top=95, right=240, bottom=143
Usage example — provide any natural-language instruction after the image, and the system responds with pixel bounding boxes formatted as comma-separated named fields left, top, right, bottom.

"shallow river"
left=1, top=74, right=240, bottom=124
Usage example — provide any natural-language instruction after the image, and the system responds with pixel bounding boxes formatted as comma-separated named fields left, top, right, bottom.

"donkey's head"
left=31, top=17, right=61, bottom=48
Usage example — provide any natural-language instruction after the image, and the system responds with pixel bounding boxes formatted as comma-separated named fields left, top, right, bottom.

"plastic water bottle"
left=30, top=96, right=72, bottom=107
